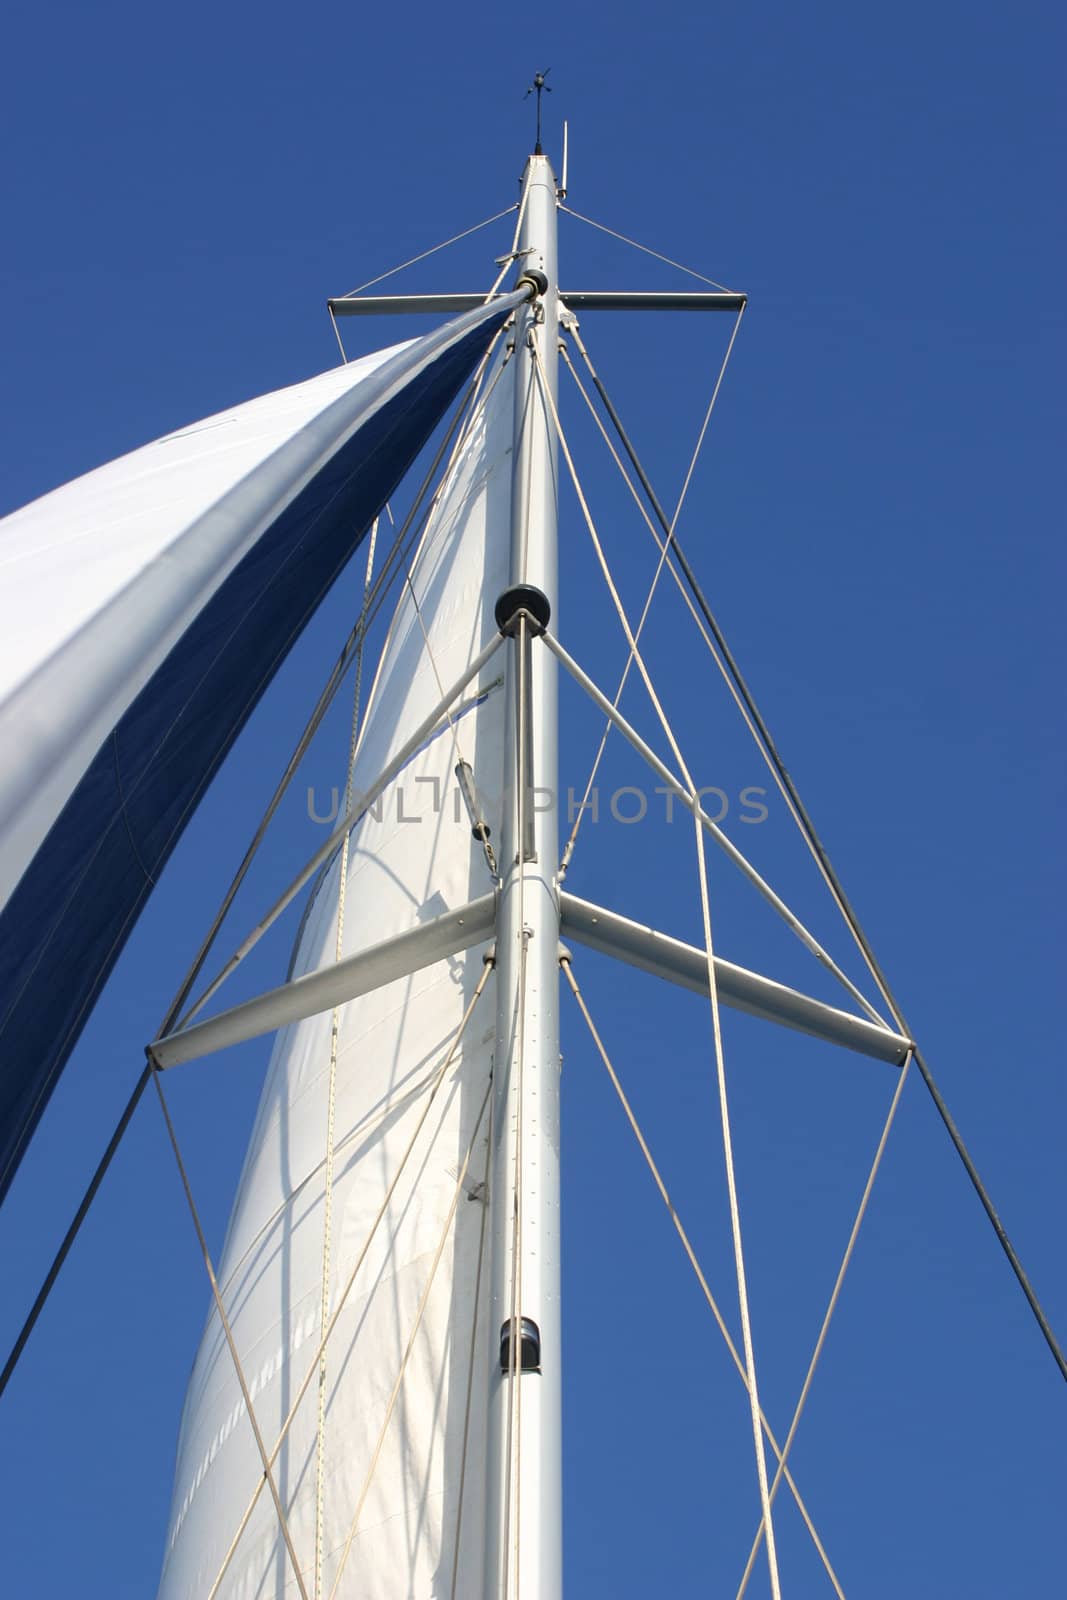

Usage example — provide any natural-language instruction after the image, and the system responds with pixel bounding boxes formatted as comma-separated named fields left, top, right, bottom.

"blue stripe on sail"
left=0, top=313, right=507, bottom=1204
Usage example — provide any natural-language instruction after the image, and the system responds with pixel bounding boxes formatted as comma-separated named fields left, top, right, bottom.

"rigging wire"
left=561, top=957, right=845, bottom=1597
left=329, top=307, right=347, bottom=364
left=559, top=203, right=739, bottom=294
left=151, top=1066, right=311, bottom=1600
left=562, top=332, right=1067, bottom=1387
left=206, top=958, right=496, bottom=1598
left=0, top=1063, right=150, bottom=1401
left=338, top=205, right=519, bottom=299
left=326, top=1080, right=492, bottom=1600
left=735, top=1051, right=914, bottom=1600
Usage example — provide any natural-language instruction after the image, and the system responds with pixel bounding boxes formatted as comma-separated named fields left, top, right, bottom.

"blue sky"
left=1, top=2, right=1064, bottom=1595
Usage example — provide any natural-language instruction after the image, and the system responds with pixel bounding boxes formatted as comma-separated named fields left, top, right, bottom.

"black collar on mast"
left=524, top=68, right=551, bottom=155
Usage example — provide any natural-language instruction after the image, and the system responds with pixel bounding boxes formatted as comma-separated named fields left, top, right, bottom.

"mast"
left=485, top=152, right=562, bottom=1599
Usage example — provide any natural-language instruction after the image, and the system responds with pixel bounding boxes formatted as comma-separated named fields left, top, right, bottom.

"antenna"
left=560, top=120, right=569, bottom=198
left=523, top=67, right=552, bottom=155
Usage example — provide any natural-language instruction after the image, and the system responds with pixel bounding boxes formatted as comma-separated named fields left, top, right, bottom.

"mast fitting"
left=516, top=266, right=549, bottom=299
left=494, top=584, right=551, bottom=637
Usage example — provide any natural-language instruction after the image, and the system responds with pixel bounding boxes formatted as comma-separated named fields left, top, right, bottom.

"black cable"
left=567, top=333, right=1067, bottom=1385
left=0, top=1064, right=150, bottom=1400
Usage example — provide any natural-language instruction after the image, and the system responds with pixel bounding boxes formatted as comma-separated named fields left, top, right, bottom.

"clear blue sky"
left=1, top=3, right=1064, bottom=1595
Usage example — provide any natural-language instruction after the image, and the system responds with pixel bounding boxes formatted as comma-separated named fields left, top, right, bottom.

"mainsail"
left=157, top=332, right=515, bottom=1596
left=0, top=294, right=520, bottom=1203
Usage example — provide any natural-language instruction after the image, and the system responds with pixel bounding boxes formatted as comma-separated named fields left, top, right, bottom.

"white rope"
left=532, top=352, right=886, bottom=1027
left=152, top=1068, right=311, bottom=1600
left=557, top=311, right=744, bottom=874
left=559, top=202, right=739, bottom=294
left=206, top=962, right=495, bottom=1600
left=313, top=518, right=379, bottom=1598
left=670, top=304, right=746, bottom=530
left=326, top=1080, right=492, bottom=1600
left=561, top=960, right=845, bottom=1597
left=735, top=1051, right=913, bottom=1599
left=691, top=804, right=783, bottom=1598
left=338, top=205, right=518, bottom=299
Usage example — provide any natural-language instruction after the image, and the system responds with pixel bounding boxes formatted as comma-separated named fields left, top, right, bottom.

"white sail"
left=0, top=294, right=520, bottom=1205
left=158, top=346, right=515, bottom=1598
left=1, top=340, right=418, bottom=908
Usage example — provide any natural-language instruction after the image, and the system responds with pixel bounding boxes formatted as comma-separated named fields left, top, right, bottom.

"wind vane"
left=524, top=68, right=552, bottom=155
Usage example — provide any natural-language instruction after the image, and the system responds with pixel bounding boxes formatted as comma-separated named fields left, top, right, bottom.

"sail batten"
left=0, top=294, right=519, bottom=1203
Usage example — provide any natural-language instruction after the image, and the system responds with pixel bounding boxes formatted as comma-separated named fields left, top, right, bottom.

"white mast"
left=485, top=151, right=562, bottom=1600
